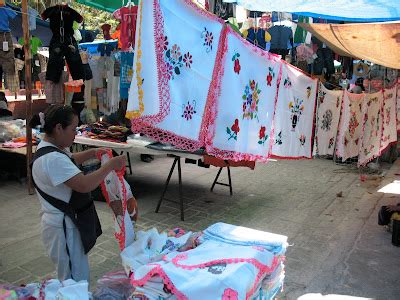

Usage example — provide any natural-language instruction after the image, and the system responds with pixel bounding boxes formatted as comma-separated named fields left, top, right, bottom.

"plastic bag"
left=93, top=270, right=135, bottom=300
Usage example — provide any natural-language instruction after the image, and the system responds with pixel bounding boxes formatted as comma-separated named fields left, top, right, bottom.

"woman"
left=30, top=105, right=126, bottom=282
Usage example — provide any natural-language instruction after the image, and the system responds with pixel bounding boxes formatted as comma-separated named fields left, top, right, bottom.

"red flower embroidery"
left=231, top=119, right=240, bottom=134
left=222, top=288, right=238, bottom=300
left=266, top=67, right=275, bottom=86
left=234, top=59, right=241, bottom=74
left=259, top=126, right=266, bottom=139
left=227, top=119, right=240, bottom=141
left=266, top=72, right=273, bottom=86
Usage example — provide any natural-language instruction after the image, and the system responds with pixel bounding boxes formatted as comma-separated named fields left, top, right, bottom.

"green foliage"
left=69, top=2, right=118, bottom=33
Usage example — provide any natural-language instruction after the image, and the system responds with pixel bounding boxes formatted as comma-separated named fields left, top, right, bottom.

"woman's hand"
left=108, top=155, right=126, bottom=171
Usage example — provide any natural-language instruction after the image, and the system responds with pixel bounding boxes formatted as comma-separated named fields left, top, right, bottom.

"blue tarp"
left=223, top=0, right=400, bottom=22
left=6, top=3, right=53, bottom=46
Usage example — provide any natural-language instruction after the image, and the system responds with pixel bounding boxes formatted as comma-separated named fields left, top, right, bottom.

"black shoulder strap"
left=32, top=146, right=69, bottom=163
left=32, top=146, right=74, bottom=216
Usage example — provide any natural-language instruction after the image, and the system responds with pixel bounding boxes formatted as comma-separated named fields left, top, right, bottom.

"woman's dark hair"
left=29, top=105, right=78, bottom=134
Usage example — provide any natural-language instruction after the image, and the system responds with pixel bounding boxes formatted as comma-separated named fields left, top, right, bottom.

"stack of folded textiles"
left=77, top=121, right=131, bottom=142
left=122, top=223, right=288, bottom=300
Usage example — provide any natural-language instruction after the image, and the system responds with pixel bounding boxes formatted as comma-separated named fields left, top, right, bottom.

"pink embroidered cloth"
left=380, top=85, right=398, bottom=152
left=130, top=0, right=225, bottom=152
left=205, top=27, right=282, bottom=162
left=336, top=91, right=365, bottom=162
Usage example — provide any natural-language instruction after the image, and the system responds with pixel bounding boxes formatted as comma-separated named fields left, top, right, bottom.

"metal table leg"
left=210, top=164, right=233, bottom=196
left=155, top=156, right=185, bottom=221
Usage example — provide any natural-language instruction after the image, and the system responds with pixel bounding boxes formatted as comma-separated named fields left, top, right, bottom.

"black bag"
left=378, top=206, right=392, bottom=226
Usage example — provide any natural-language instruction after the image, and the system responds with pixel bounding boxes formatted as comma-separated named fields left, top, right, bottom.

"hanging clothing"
left=42, top=5, right=84, bottom=83
left=293, top=16, right=310, bottom=43
left=39, top=71, right=68, bottom=104
left=46, top=36, right=84, bottom=82
left=28, top=7, right=39, bottom=31
left=0, top=6, right=16, bottom=32
left=119, top=52, right=134, bottom=99
left=268, top=25, right=293, bottom=50
left=242, top=27, right=271, bottom=50
left=113, top=6, right=138, bottom=51
left=111, top=24, right=122, bottom=49
left=18, top=36, right=43, bottom=56
left=41, top=5, right=83, bottom=37
left=213, top=0, right=234, bottom=19
left=0, top=32, right=15, bottom=74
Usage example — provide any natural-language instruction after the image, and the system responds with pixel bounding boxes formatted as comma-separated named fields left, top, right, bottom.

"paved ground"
left=1, top=154, right=400, bottom=299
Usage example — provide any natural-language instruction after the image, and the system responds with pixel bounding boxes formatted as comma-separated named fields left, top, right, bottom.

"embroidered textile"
left=129, top=0, right=224, bottom=152
left=271, top=63, right=318, bottom=158
left=380, top=85, right=397, bottom=152
left=358, top=91, right=384, bottom=166
left=206, top=28, right=281, bottom=161
left=119, top=52, right=135, bottom=99
left=98, top=151, right=136, bottom=251
left=113, top=6, right=138, bottom=50
left=130, top=237, right=279, bottom=300
left=201, top=222, right=288, bottom=255
left=336, top=91, right=365, bottom=161
left=314, top=84, right=343, bottom=156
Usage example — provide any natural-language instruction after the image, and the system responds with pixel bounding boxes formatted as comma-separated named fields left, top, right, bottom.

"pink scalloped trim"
left=201, top=25, right=228, bottom=147
left=168, top=253, right=280, bottom=300
left=130, top=266, right=188, bottom=300
left=97, top=150, right=128, bottom=251
left=268, top=61, right=283, bottom=157
left=227, top=26, right=281, bottom=62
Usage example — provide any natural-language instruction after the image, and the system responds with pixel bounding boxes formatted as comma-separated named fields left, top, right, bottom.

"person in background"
left=29, top=105, right=126, bottom=282
left=350, top=77, right=365, bottom=94
left=0, top=91, right=12, bottom=118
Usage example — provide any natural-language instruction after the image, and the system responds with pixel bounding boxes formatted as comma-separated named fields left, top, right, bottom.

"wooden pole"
left=22, top=0, right=34, bottom=194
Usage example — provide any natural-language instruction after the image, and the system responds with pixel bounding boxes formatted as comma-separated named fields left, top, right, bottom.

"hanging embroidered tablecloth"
left=205, top=27, right=282, bottom=161
left=271, top=63, right=318, bottom=159
left=358, top=91, right=384, bottom=166
left=127, top=0, right=225, bottom=152
left=336, top=91, right=365, bottom=162
left=127, top=0, right=159, bottom=118
left=314, top=84, right=343, bottom=156
left=380, top=85, right=398, bottom=152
